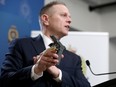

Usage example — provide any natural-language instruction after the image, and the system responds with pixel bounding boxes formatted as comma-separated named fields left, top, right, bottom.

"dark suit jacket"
left=0, top=35, right=91, bottom=87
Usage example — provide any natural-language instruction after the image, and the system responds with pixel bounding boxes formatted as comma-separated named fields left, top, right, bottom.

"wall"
left=94, top=5, right=116, bottom=79
left=100, top=6, right=116, bottom=38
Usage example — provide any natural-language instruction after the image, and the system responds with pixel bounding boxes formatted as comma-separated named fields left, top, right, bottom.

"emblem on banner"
left=8, top=25, right=19, bottom=42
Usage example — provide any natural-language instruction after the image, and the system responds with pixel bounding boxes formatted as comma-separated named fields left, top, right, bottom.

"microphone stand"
left=86, top=60, right=116, bottom=76
left=86, top=60, right=116, bottom=87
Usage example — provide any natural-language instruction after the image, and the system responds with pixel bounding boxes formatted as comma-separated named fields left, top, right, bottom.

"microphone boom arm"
left=86, top=60, right=116, bottom=76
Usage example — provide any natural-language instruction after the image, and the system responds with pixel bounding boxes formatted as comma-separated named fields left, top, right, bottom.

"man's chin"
left=65, top=32, right=69, bottom=36
left=63, top=33, right=68, bottom=37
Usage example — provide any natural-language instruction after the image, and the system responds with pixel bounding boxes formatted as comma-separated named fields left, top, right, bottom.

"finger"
left=43, top=48, right=57, bottom=56
left=39, top=58, right=54, bottom=68
left=61, top=54, right=64, bottom=58
left=33, top=56, right=38, bottom=64
left=37, top=56, right=58, bottom=69
left=42, top=55, right=59, bottom=64
left=46, top=61, right=57, bottom=67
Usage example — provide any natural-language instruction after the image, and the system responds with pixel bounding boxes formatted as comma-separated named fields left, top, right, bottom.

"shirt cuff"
left=31, top=65, right=43, bottom=80
left=53, top=69, right=62, bottom=82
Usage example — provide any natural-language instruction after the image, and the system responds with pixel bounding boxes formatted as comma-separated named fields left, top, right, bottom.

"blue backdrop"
left=0, top=0, right=44, bottom=73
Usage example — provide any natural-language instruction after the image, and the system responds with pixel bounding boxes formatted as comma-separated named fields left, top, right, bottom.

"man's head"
left=39, top=1, right=71, bottom=39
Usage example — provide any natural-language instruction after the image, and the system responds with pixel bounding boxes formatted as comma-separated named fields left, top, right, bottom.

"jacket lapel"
left=31, top=34, right=46, bottom=55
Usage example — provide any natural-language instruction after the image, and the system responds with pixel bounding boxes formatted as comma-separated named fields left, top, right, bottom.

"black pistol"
left=49, top=35, right=65, bottom=65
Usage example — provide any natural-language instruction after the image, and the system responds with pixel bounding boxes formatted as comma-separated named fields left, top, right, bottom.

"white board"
left=31, top=31, right=109, bottom=86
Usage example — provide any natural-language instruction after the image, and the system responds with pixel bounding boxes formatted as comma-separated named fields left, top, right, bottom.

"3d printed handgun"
left=49, top=35, right=66, bottom=65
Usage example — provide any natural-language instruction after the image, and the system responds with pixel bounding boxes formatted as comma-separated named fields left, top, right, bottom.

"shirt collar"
left=40, top=33, right=53, bottom=49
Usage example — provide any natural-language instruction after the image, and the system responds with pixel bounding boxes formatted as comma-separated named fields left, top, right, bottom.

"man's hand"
left=33, top=48, right=60, bottom=75
left=47, top=66, right=60, bottom=78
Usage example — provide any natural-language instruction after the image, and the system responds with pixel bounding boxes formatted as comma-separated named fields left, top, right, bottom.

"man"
left=1, top=1, right=91, bottom=87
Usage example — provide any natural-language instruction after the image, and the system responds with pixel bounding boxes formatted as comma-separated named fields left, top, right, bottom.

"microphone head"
left=86, top=60, right=90, bottom=66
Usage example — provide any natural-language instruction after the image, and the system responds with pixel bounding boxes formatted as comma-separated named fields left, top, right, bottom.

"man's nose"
left=67, top=16, right=72, bottom=24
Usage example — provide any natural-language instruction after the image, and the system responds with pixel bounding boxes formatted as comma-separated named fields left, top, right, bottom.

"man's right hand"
left=33, top=48, right=59, bottom=75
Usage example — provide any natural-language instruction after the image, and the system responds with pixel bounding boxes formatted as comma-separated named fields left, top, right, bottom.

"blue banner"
left=0, top=0, right=44, bottom=73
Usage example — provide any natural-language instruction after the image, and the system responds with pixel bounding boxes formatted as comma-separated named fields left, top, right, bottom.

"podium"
left=93, top=78, right=116, bottom=87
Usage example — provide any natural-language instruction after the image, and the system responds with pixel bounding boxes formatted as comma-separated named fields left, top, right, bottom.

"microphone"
left=86, top=60, right=116, bottom=76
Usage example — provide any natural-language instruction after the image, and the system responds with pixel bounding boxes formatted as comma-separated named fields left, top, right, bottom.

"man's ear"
left=41, top=14, right=49, bottom=26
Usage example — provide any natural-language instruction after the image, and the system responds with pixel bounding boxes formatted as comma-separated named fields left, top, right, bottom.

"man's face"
left=47, top=4, right=72, bottom=38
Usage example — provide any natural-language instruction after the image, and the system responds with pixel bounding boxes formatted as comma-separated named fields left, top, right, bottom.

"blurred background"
left=0, top=0, right=44, bottom=71
left=1, top=0, right=116, bottom=86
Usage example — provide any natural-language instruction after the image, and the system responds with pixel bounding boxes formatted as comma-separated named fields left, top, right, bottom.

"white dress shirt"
left=31, top=33, right=62, bottom=82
